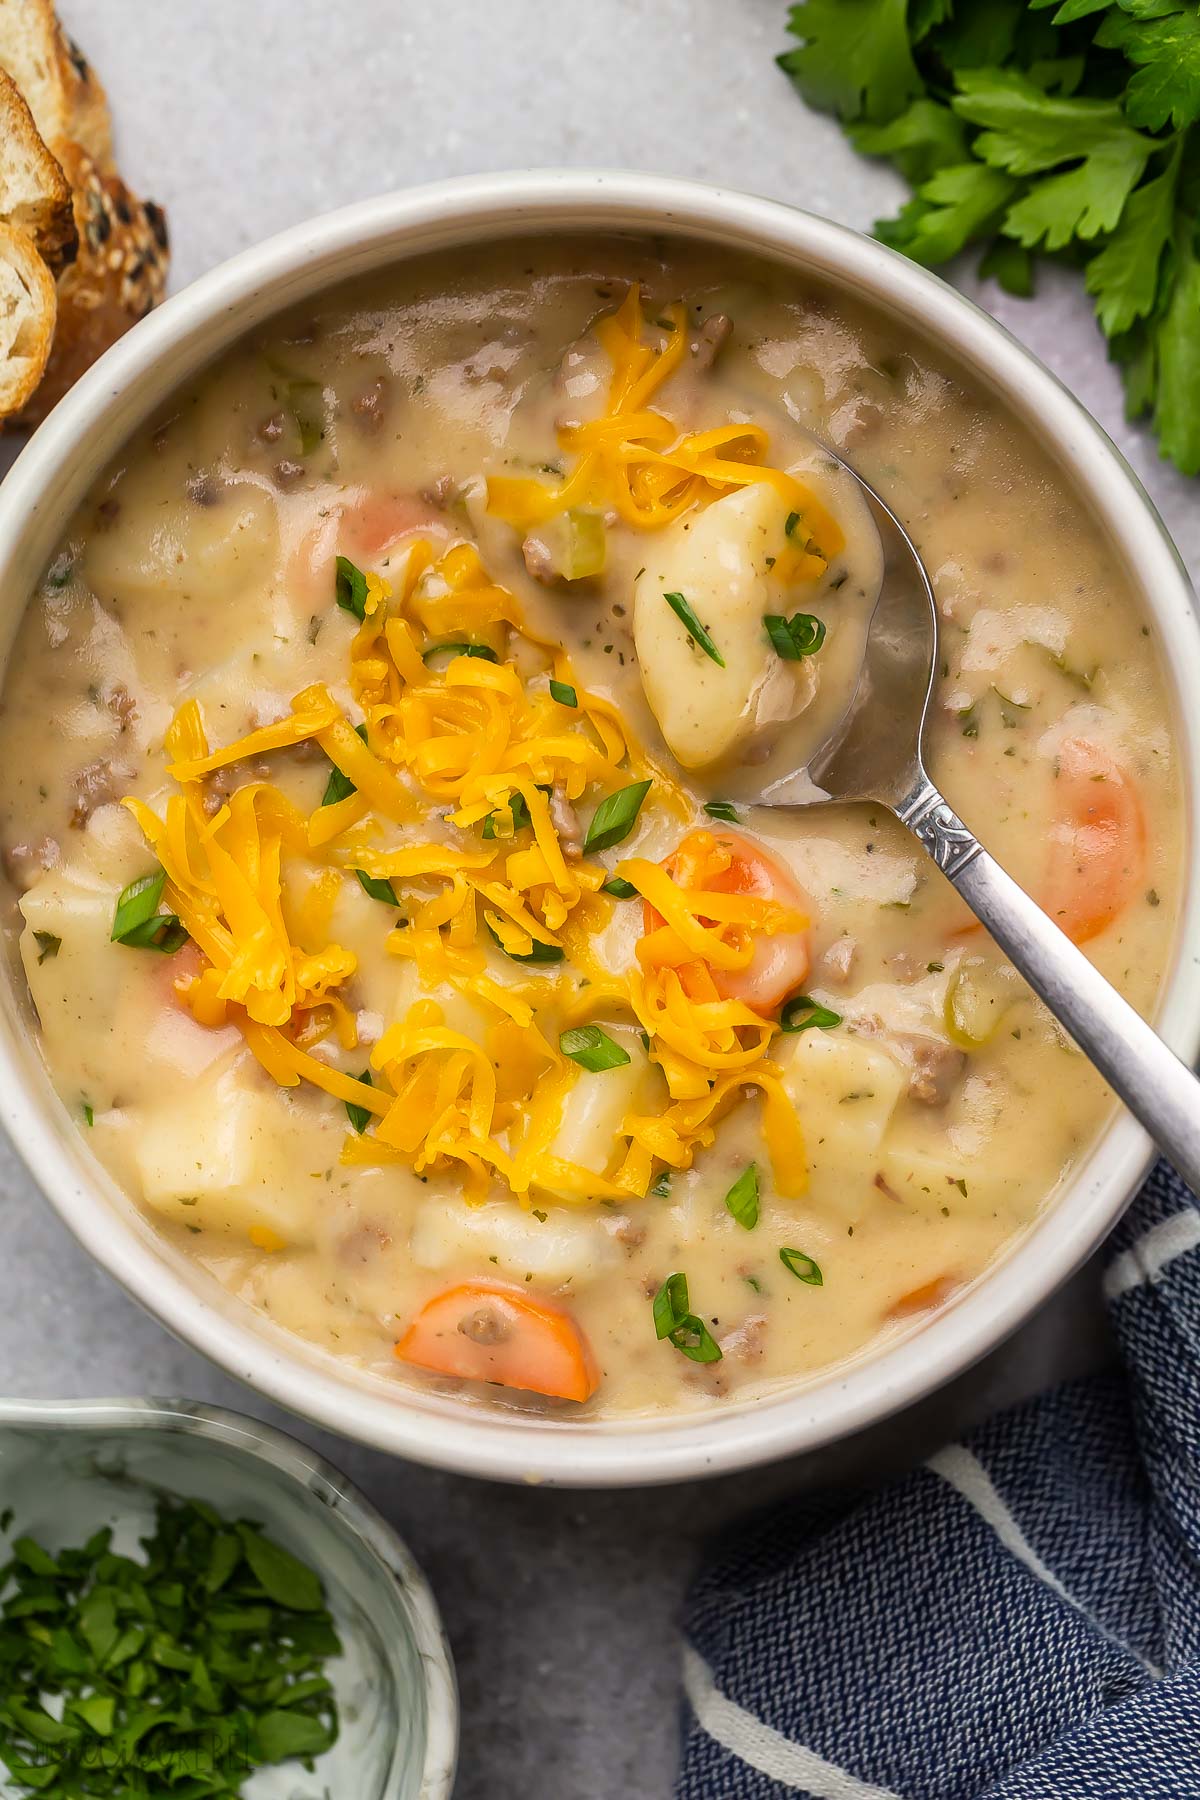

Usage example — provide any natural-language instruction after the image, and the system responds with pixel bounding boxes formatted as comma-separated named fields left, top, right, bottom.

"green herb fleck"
left=320, top=722, right=369, bottom=806
left=420, top=641, right=498, bottom=664
left=345, top=1070, right=374, bottom=1135
left=724, top=1164, right=760, bottom=1231
left=355, top=869, right=400, bottom=907
left=559, top=1025, right=631, bottom=1072
left=704, top=800, right=739, bottom=822
left=584, top=780, right=652, bottom=854
left=601, top=875, right=638, bottom=899
left=32, top=932, right=60, bottom=966
left=663, top=592, right=725, bottom=667
left=335, top=554, right=368, bottom=620
left=482, top=792, right=533, bottom=840
left=764, top=612, right=826, bottom=660
left=549, top=679, right=578, bottom=707
left=651, top=1271, right=722, bottom=1363
left=110, top=869, right=187, bottom=954
left=779, top=1246, right=823, bottom=1286
left=485, top=922, right=564, bottom=965
left=779, top=994, right=841, bottom=1033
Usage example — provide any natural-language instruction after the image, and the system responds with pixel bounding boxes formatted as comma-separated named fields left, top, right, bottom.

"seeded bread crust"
left=14, top=137, right=169, bottom=427
left=0, top=219, right=56, bottom=413
left=0, top=68, right=75, bottom=272
left=0, top=0, right=112, bottom=168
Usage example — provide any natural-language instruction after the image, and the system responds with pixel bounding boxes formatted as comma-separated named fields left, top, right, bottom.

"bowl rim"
left=0, top=1395, right=458, bottom=1797
left=0, top=168, right=1197, bottom=1487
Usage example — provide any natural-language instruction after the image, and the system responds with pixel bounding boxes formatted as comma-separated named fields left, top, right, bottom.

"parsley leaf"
left=1153, top=232, right=1200, bottom=477
left=776, top=0, right=1200, bottom=475
left=778, top=0, right=923, bottom=122
left=1097, top=5, right=1200, bottom=132
left=850, top=98, right=968, bottom=183
left=1084, top=144, right=1181, bottom=333
left=877, top=162, right=1017, bottom=265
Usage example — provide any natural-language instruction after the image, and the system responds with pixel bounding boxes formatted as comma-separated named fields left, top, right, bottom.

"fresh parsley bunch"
left=778, top=0, right=1200, bottom=474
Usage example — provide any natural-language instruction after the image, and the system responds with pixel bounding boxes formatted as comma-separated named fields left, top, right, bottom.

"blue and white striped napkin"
left=677, top=1162, right=1200, bottom=1799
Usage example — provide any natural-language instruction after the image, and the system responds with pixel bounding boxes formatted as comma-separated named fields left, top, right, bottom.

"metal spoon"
left=760, top=459, right=1200, bottom=1194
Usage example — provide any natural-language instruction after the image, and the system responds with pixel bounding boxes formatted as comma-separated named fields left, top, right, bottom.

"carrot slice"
left=395, top=1280, right=600, bottom=1403
left=887, top=1275, right=959, bottom=1320
left=1046, top=737, right=1147, bottom=945
left=642, top=828, right=810, bottom=1015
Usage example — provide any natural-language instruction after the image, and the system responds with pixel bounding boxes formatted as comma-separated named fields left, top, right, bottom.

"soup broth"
left=0, top=236, right=1180, bottom=1418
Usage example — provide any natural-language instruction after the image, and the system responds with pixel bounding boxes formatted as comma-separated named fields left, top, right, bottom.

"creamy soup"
left=0, top=237, right=1181, bottom=1419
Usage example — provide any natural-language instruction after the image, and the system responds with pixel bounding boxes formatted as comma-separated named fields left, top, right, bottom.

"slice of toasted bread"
left=0, top=0, right=112, bottom=170
left=0, top=219, right=55, bottom=412
left=0, top=68, right=74, bottom=272
left=14, top=138, right=168, bottom=426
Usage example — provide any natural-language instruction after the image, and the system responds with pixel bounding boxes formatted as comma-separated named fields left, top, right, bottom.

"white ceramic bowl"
left=0, top=172, right=1196, bottom=1487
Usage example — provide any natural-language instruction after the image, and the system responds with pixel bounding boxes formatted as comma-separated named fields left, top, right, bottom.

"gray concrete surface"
left=0, top=5, right=1196, bottom=1795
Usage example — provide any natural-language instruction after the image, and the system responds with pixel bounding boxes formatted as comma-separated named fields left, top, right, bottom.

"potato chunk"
left=778, top=1028, right=908, bottom=1221
left=133, top=1068, right=318, bottom=1245
left=633, top=482, right=812, bottom=768
left=85, top=476, right=278, bottom=604
left=544, top=1026, right=651, bottom=1189
left=410, top=1199, right=619, bottom=1286
left=20, top=866, right=128, bottom=1087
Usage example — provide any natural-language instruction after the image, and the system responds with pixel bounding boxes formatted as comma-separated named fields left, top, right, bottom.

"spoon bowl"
left=760, top=450, right=1200, bottom=1194
left=773, top=460, right=939, bottom=811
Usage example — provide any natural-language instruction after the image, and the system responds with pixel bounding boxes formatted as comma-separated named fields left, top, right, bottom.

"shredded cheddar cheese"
left=123, top=318, right=822, bottom=1211
left=487, top=285, right=844, bottom=580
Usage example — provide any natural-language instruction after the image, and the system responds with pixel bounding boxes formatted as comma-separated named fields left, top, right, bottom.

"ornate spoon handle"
left=896, top=774, right=1200, bottom=1195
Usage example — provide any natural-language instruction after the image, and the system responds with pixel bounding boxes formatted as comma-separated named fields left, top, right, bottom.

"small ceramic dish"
left=0, top=1398, right=457, bottom=1799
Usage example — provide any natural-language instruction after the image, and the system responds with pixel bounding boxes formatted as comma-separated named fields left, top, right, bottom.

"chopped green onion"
left=651, top=1271, right=722, bottom=1363
left=663, top=591, right=725, bottom=667
left=653, top=1271, right=691, bottom=1339
left=779, top=994, right=841, bottom=1033
left=704, top=800, right=739, bottom=823
left=723, top=1164, right=760, bottom=1230
left=111, top=869, right=188, bottom=953
left=779, top=1247, right=823, bottom=1285
left=559, top=1025, right=631, bottom=1072
left=33, top=931, right=60, bottom=965
left=345, top=1071, right=374, bottom=1135
left=288, top=378, right=325, bottom=455
left=320, top=722, right=369, bottom=806
left=81, top=1101, right=94, bottom=1128
left=601, top=875, right=638, bottom=899
left=784, top=510, right=802, bottom=537
left=532, top=509, right=607, bottom=582
left=549, top=679, right=578, bottom=707
left=335, top=554, right=368, bottom=620
left=764, top=612, right=826, bottom=660
left=111, top=868, right=164, bottom=939
left=355, top=869, right=400, bottom=907
left=420, top=641, right=498, bottom=664
left=650, top=1170, right=671, bottom=1199
left=584, top=780, right=652, bottom=854
left=485, top=922, right=564, bottom=965
left=482, top=792, right=533, bottom=839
